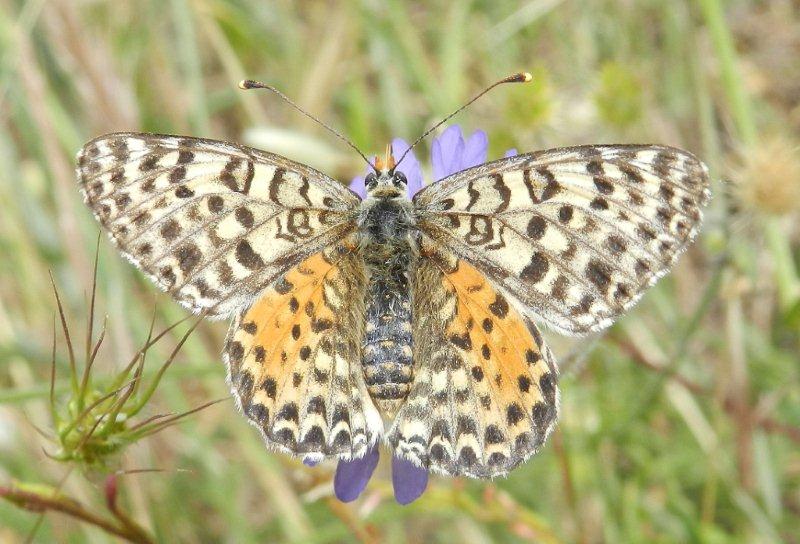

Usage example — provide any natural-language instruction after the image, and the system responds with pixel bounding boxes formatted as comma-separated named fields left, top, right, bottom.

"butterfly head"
left=366, top=144, right=407, bottom=198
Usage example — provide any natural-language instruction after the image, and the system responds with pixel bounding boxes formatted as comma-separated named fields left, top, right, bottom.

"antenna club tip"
left=238, top=79, right=261, bottom=90
left=505, top=72, right=533, bottom=84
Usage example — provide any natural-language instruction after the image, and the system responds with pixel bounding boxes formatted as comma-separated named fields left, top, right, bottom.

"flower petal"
left=349, top=154, right=380, bottom=199
left=432, top=125, right=465, bottom=181
left=392, top=455, right=429, bottom=505
left=391, top=138, right=424, bottom=198
left=333, top=446, right=380, bottom=502
left=461, top=130, right=489, bottom=170
left=303, top=455, right=322, bottom=467
left=348, top=176, right=366, bottom=199
left=504, top=148, right=518, bottom=158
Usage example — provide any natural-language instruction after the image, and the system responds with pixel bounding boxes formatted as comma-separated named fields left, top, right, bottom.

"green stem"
left=764, top=217, right=800, bottom=311
left=696, top=0, right=756, bottom=146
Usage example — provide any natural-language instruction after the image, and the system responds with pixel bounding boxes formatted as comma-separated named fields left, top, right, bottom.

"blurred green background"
left=1, top=1, right=799, bottom=542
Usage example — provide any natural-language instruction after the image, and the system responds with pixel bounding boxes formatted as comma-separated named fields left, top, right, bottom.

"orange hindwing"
left=224, top=243, right=380, bottom=460
left=389, top=239, right=559, bottom=478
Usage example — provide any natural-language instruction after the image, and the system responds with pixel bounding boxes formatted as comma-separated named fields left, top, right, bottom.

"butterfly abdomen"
left=359, top=196, right=415, bottom=417
left=363, top=267, right=413, bottom=416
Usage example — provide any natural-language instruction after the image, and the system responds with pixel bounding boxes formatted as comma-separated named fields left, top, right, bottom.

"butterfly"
left=75, top=73, right=710, bottom=480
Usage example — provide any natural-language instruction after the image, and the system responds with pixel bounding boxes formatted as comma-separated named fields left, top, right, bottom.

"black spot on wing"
left=170, top=166, right=187, bottom=184
left=176, top=244, right=202, bottom=274
left=594, top=177, right=614, bottom=194
left=207, top=195, right=224, bottom=213
left=175, top=185, right=194, bottom=198
left=235, top=206, right=254, bottom=228
left=586, top=160, right=604, bottom=175
left=235, top=240, right=264, bottom=269
left=586, top=259, right=612, bottom=290
left=276, top=402, right=299, bottom=423
left=177, top=149, right=194, bottom=164
left=526, top=216, right=547, bottom=240
left=520, top=252, right=549, bottom=283
left=261, top=377, right=277, bottom=399
left=488, top=294, right=509, bottom=318
left=450, top=332, right=472, bottom=351
left=506, top=403, right=524, bottom=425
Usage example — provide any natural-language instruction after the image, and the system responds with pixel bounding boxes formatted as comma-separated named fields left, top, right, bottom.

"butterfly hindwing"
left=77, top=133, right=359, bottom=317
left=224, top=241, right=382, bottom=459
left=388, top=239, right=559, bottom=478
left=413, top=144, right=711, bottom=335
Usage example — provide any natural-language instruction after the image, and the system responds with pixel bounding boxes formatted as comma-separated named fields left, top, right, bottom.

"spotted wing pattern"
left=413, top=145, right=711, bottom=335
left=224, top=241, right=382, bottom=459
left=388, top=239, right=559, bottom=478
left=77, top=133, right=359, bottom=318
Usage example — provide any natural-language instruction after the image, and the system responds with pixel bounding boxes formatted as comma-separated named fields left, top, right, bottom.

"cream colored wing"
left=77, top=133, right=359, bottom=317
left=413, top=144, right=711, bottom=335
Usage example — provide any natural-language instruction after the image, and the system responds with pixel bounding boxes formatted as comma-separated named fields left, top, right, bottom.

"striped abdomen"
left=362, top=251, right=414, bottom=417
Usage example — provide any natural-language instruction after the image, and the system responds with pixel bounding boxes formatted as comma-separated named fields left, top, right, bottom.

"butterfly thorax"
left=357, top=177, right=417, bottom=417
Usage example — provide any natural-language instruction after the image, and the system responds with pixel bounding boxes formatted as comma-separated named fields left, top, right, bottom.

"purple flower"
left=333, top=446, right=428, bottom=505
left=333, top=446, right=380, bottom=502
left=431, top=125, right=487, bottom=181
left=349, top=124, right=513, bottom=199
left=391, top=455, right=429, bottom=505
left=336, top=126, right=514, bottom=505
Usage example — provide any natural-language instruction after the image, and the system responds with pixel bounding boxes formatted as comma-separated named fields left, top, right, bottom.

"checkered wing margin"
left=77, top=133, right=359, bottom=318
left=413, top=144, right=711, bottom=335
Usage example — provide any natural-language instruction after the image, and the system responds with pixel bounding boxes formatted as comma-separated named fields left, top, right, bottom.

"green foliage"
left=46, top=272, right=212, bottom=468
left=0, top=0, right=798, bottom=542
left=594, top=62, right=643, bottom=128
left=507, top=65, right=553, bottom=127
left=491, top=65, right=553, bottom=155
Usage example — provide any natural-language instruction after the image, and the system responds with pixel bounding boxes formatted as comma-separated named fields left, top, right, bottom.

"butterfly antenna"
left=394, top=72, right=533, bottom=171
left=239, top=79, right=377, bottom=173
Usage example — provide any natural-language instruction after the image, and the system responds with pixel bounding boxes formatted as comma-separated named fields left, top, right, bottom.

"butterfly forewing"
left=77, top=133, right=359, bottom=317
left=413, top=144, right=711, bottom=335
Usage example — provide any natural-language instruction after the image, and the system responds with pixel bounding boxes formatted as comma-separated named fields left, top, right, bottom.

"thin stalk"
left=127, top=398, right=226, bottom=441
left=49, top=273, right=78, bottom=396
left=125, top=316, right=205, bottom=416
left=49, top=315, right=58, bottom=426
left=79, top=235, right=102, bottom=408
left=0, top=484, right=154, bottom=544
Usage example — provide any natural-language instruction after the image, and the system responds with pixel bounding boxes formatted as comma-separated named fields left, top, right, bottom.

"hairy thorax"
left=357, top=196, right=417, bottom=417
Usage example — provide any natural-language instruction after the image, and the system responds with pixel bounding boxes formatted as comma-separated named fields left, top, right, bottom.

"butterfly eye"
left=393, top=172, right=407, bottom=187
left=365, top=173, right=377, bottom=189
